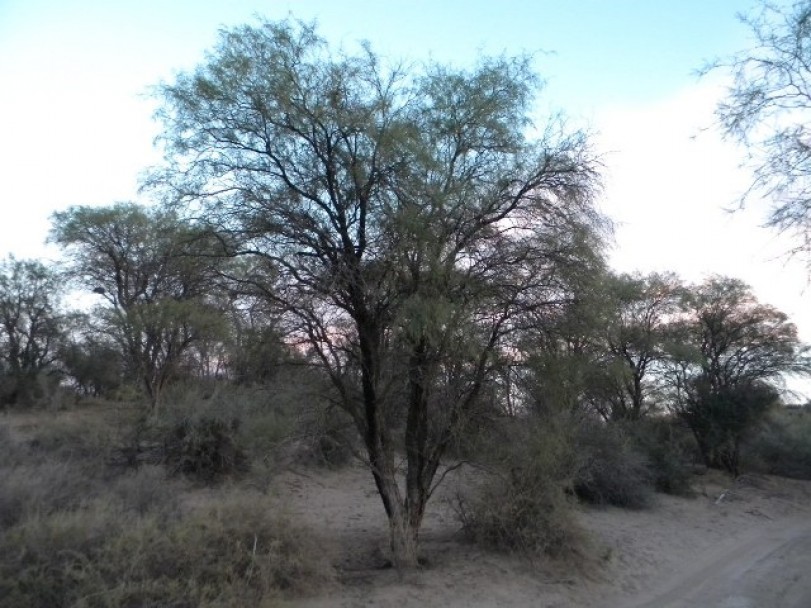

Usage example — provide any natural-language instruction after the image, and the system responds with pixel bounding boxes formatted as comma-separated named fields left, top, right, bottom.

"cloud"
left=594, top=80, right=811, bottom=399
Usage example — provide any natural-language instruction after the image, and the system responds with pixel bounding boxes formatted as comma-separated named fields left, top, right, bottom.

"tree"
left=0, top=256, right=63, bottom=407
left=519, top=270, right=614, bottom=419
left=59, top=313, right=124, bottom=397
left=709, top=0, right=811, bottom=260
left=50, top=202, right=229, bottom=410
left=601, top=272, right=682, bottom=420
left=665, top=276, right=809, bottom=474
left=149, top=19, right=606, bottom=567
left=226, top=302, right=289, bottom=386
left=521, top=271, right=682, bottom=422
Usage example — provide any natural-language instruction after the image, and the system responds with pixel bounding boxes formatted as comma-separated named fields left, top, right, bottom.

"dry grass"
left=0, top=401, right=335, bottom=607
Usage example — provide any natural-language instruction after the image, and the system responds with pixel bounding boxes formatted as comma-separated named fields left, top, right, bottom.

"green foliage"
left=573, top=421, right=654, bottom=509
left=59, top=336, right=123, bottom=397
left=599, top=272, right=682, bottom=421
left=708, top=0, right=811, bottom=254
left=743, top=406, right=811, bottom=480
left=149, top=16, right=607, bottom=566
left=163, top=416, right=249, bottom=483
left=679, top=380, right=778, bottom=475
left=228, top=324, right=288, bottom=386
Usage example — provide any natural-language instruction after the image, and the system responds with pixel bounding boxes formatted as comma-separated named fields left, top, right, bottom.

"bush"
left=163, top=416, right=249, bottom=483
left=453, top=418, right=585, bottom=559
left=159, top=372, right=331, bottom=467
left=742, top=407, right=811, bottom=479
left=0, top=497, right=333, bottom=607
left=0, top=370, right=62, bottom=409
left=573, top=422, right=654, bottom=509
left=628, top=418, right=696, bottom=495
left=298, top=405, right=355, bottom=468
left=109, top=464, right=182, bottom=516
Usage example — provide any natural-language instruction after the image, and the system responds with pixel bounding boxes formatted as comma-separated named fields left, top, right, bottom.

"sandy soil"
left=275, top=463, right=811, bottom=608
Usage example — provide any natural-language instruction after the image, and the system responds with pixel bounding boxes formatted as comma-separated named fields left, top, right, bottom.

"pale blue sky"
left=1, top=0, right=808, bottom=394
left=0, top=1, right=763, bottom=114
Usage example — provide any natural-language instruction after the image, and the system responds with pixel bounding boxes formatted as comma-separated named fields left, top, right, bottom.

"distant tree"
left=521, top=271, right=681, bottom=423
left=601, top=272, right=682, bottom=420
left=665, top=276, right=810, bottom=474
left=149, top=19, right=606, bottom=567
left=708, top=0, right=811, bottom=260
left=0, top=256, right=63, bottom=406
left=227, top=306, right=289, bottom=386
left=520, top=271, right=614, bottom=419
left=59, top=313, right=123, bottom=397
left=60, top=338, right=123, bottom=397
left=50, top=202, right=230, bottom=410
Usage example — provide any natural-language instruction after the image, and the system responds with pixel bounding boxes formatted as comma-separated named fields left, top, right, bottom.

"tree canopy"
left=148, top=18, right=607, bottom=567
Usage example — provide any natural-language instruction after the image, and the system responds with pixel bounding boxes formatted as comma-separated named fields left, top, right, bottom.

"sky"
left=1, top=0, right=809, bottom=396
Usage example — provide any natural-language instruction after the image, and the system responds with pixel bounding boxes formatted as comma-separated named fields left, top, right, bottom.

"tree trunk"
left=353, top=311, right=425, bottom=568
left=143, top=372, right=160, bottom=414
left=366, top=448, right=423, bottom=569
left=388, top=507, right=421, bottom=569
left=630, top=373, right=643, bottom=420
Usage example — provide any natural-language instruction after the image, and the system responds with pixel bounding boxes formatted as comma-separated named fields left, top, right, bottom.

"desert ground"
left=274, top=463, right=811, bottom=608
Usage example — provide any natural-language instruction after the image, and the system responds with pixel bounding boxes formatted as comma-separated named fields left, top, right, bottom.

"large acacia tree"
left=150, top=20, right=606, bottom=567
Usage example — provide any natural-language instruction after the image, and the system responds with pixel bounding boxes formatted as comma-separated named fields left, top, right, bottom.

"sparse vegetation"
left=573, top=421, right=654, bottom=509
left=454, top=419, right=586, bottom=558
left=0, top=403, right=334, bottom=607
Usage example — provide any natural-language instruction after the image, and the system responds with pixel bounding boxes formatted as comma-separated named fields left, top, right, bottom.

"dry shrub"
left=0, top=461, right=100, bottom=529
left=109, top=464, right=183, bottom=516
left=0, top=409, right=129, bottom=531
left=627, top=417, right=696, bottom=496
left=0, top=504, right=120, bottom=608
left=573, top=421, right=654, bottom=509
left=296, top=405, right=356, bottom=468
left=19, top=406, right=125, bottom=467
left=0, top=496, right=333, bottom=607
left=163, top=416, right=250, bottom=483
left=454, top=418, right=585, bottom=559
left=157, top=368, right=358, bottom=475
left=0, top=424, right=28, bottom=466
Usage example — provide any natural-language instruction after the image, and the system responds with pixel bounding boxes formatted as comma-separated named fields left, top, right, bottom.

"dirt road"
left=621, top=519, right=811, bottom=608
